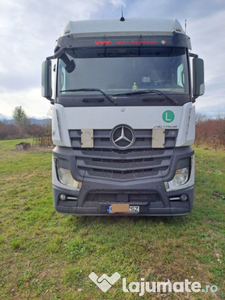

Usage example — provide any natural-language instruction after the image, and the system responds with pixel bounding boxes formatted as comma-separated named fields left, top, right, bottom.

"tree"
left=13, top=106, right=29, bottom=137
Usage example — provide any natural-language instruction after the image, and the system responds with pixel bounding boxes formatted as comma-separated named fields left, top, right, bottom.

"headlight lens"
left=168, top=167, right=189, bottom=189
left=57, top=167, right=82, bottom=189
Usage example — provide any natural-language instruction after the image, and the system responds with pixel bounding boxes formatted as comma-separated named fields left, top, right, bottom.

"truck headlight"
left=57, top=167, right=82, bottom=189
left=167, top=167, right=189, bottom=189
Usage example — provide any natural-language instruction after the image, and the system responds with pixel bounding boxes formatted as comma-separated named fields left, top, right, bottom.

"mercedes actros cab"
left=42, top=18, right=204, bottom=216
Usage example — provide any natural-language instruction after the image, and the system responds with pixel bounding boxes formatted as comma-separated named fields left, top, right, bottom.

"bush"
left=0, top=121, right=51, bottom=140
left=195, top=118, right=225, bottom=148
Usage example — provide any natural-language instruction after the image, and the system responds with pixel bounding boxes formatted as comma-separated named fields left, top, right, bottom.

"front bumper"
left=52, top=146, right=194, bottom=216
left=53, top=182, right=194, bottom=216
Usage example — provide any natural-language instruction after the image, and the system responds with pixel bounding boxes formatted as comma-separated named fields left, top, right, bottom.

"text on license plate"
left=107, top=204, right=140, bottom=213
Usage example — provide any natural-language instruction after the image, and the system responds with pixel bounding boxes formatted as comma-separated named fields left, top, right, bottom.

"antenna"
left=120, top=5, right=125, bottom=22
left=185, top=19, right=187, bottom=34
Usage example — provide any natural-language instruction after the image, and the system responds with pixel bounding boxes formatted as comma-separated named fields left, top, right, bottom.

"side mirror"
left=193, top=58, right=205, bottom=99
left=42, top=60, right=52, bottom=100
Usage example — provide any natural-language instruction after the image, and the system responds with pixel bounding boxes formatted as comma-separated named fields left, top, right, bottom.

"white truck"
left=42, top=18, right=204, bottom=216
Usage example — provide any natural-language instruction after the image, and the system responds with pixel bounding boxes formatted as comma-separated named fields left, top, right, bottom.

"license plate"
left=107, top=204, right=140, bottom=214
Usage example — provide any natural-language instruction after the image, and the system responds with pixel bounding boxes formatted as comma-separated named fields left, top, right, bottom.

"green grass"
left=0, top=140, right=224, bottom=299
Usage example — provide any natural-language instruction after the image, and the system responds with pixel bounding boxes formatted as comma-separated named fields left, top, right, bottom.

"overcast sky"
left=0, top=0, right=224, bottom=118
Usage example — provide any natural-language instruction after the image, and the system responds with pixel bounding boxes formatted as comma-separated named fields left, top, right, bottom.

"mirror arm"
left=46, top=47, right=65, bottom=61
left=189, top=53, right=198, bottom=58
left=45, top=95, right=54, bottom=105
left=192, top=96, right=196, bottom=103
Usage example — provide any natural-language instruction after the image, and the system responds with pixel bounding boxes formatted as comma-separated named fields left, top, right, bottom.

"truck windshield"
left=57, top=47, right=189, bottom=97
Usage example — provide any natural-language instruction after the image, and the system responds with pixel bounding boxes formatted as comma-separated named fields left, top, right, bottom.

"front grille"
left=69, top=129, right=177, bottom=149
left=69, top=129, right=177, bottom=180
left=85, top=190, right=162, bottom=203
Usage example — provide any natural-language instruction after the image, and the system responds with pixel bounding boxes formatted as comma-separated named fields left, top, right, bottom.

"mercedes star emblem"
left=111, top=125, right=135, bottom=149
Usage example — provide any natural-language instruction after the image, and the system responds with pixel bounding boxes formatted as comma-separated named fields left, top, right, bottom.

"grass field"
left=0, top=139, right=224, bottom=299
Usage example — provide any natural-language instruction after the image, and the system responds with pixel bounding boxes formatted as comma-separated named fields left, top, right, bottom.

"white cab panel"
left=52, top=102, right=195, bottom=147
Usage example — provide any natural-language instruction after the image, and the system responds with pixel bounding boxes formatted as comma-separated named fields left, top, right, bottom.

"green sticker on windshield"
left=162, top=110, right=175, bottom=123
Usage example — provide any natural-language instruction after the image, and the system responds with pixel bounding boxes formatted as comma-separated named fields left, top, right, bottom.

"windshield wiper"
left=60, top=88, right=117, bottom=105
left=113, top=89, right=178, bottom=105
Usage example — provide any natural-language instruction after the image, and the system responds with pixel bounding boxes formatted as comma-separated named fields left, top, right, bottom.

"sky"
left=0, top=0, right=224, bottom=119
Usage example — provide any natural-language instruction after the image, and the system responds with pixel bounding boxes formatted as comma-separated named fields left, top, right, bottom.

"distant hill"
left=29, top=118, right=51, bottom=125
left=0, top=113, right=11, bottom=121
left=0, top=114, right=51, bottom=125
